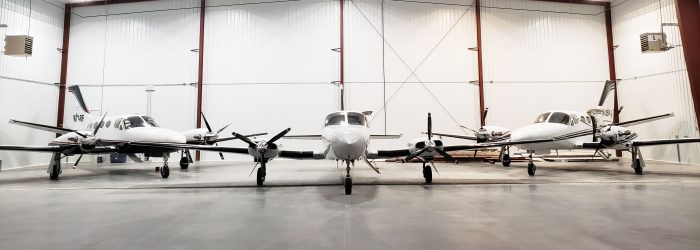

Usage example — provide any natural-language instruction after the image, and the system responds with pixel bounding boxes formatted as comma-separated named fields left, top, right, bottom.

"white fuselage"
left=321, top=124, right=371, bottom=161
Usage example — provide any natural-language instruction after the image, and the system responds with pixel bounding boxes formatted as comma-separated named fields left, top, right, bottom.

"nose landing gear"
left=160, top=153, right=170, bottom=178
left=256, top=158, right=267, bottom=186
left=344, top=160, right=352, bottom=195
left=422, top=162, right=433, bottom=184
left=527, top=153, right=536, bottom=176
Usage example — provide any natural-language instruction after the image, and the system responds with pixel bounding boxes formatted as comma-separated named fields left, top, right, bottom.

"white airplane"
left=0, top=86, right=258, bottom=179
left=133, top=111, right=555, bottom=195
left=431, top=81, right=700, bottom=176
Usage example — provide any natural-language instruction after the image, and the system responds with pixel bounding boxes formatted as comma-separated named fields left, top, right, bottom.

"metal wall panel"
left=67, top=0, right=199, bottom=133
left=344, top=0, right=479, bottom=149
left=0, top=0, right=63, bottom=168
left=480, top=0, right=609, bottom=131
left=611, top=0, right=700, bottom=164
left=202, top=0, right=340, bottom=160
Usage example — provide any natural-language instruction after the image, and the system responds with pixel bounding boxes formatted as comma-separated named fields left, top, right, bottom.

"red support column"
left=604, top=2, right=622, bottom=157
left=340, top=0, right=345, bottom=110
left=675, top=0, right=700, bottom=128
left=475, top=0, right=485, bottom=127
left=56, top=5, right=72, bottom=136
left=195, top=0, right=206, bottom=161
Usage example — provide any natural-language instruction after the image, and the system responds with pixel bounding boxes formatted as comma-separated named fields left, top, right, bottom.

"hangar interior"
left=1, top=0, right=700, bottom=248
left=0, top=0, right=698, bottom=168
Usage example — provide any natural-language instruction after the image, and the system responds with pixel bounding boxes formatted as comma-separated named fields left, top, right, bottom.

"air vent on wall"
left=4, top=35, right=33, bottom=56
left=640, top=33, right=669, bottom=53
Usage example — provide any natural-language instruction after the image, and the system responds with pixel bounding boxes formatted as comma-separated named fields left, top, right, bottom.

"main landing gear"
left=179, top=150, right=193, bottom=170
left=527, top=153, right=536, bottom=176
left=160, top=153, right=170, bottom=178
left=500, top=146, right=511, bottom=167
left=631, top=146, right=645, bottom=175
left=344, top=160, right=353, bottom=195
left=48, top=152, right=62, bottom=180
left=422, top=162, right=433, bottom=184
left=257, top=158, right=267, bottom=186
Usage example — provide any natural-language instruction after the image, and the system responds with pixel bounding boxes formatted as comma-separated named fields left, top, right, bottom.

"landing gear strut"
left=527, top=153, right=536, bottom=176
left=344, top=161, right=352, bottom=195
left=422, top=162, right=433, bottom=184
left=48, top=152, right=62, bottom=180
left=631, top=146, right=645, bottom=175
left=160, top=153, right=170, bottom=178
left=501, top=146, right=511, bottom=167
left=179, top=150, right=192, bottom=170
left=257, top=158, right=267, bottom=186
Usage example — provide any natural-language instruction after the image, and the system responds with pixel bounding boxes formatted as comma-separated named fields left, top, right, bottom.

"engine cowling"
left=475, top=126, right=510, bottom=143
left=599, top=126, right=637, bottom=146
left=78, top=135, right=97, bottom=151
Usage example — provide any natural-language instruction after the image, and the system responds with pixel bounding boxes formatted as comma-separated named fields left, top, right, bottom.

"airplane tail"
left=67, top=85, right=94, bottom=125
left=68, top=85, right=90, bottom=115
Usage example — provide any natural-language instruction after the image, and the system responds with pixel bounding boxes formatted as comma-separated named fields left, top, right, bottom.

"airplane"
left=131, top=111, right=556, bottom=195
left=0, top=86, right=259, bottom=179
left=431, top=81, right=700, bottom=176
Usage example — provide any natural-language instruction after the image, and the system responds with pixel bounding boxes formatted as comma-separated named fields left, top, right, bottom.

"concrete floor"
left=1, top=160, right=700, bottom=249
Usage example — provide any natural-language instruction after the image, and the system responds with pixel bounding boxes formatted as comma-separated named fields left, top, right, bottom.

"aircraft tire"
left=527, top=162, right=536, bottom=176
left=502, top=154, right=511, bottom=167
left=423, top=165, right=433, bottom=184
left=256, top=168, right=265, bottom=186
left=634, top=159, right=643, bottom=175
left=344, top=177, right=352, bottom=195
left=160, top=165, right=170, bottom=178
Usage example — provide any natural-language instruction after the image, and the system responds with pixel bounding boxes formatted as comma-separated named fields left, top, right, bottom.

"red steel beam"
left=603, top=2, right=621, bottom=157
left=56, top=5, right=72, bottom=136
left=475, top=0, right=485, bottom=127
left=195, top=0, right=206, bottom=161
left=68, top=0, right=157, bottom=8
left=675, top=0, right=700, bottom=127
left=531, top=0, right=606, bottom=5
left=340, top=0, right=345, bottom=110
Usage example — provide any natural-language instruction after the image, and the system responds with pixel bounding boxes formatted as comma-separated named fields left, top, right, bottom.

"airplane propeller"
left=233, top=128, right=291, bottom=152
left=405, top=113, right=455, bottom=164
left=200, top=112, right=233, bottom=160
left=73, top=112, right=108, bottom=168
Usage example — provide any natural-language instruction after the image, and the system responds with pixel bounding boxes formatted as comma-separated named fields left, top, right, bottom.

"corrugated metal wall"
left=67, top=0, right=199, bottom=134
left=611, top=0, right=700, bottom=164
left=202, top=0, right=340, bottom=160
left=0, top=0, right=63, bottom=169
left=345, top=0, right=478, bottom=149
left=480, top=0, right=610, bottom=130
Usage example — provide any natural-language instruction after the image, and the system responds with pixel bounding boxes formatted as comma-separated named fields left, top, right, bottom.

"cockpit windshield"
left=325, top=112, right=368, bottom=127
left=124, top=116, right=146, bottom=129
left=548, top=112, right=571, bottom=125
left=142, top=116, right=160, bottom=127
left=535, top=112, right=551, bottom=123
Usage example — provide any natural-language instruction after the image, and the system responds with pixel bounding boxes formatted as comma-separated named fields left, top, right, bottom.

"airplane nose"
left=331, top=131, right=365, bottom=160
left=161, top=129, right=187, bottom=144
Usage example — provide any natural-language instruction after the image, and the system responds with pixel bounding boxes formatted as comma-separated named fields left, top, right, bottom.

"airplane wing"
left=0, top=145, right=63, bottom=152
left=9, top=119, right=77, bottom=135
left=431, top=132, right=478, bottom=141
left=278, top=150, right=317, bottom=159
left=614, top=113, right=674, bottom=127
left=0, top=144, right=118, bottom=154
left=371, top=134, right=402, bottom=139
left=283, top=135, right=323, bottom=140
left=127, top=142, right=249, bottom=154
left=632, top=138, right=700, bottom=147
left=441, top=138, right=557, bottom=152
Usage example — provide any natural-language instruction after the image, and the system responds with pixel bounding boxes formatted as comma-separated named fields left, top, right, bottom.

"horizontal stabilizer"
left=615, top=113, right=674, bottom=127
left=9, top=119, right=80, bottom=135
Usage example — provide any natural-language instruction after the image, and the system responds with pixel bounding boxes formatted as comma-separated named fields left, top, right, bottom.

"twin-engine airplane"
left=0, top=86, right=259, bottom=179
left=432, top=81, right=700, bottom=175
left=133, top=111, right=555, bottom=195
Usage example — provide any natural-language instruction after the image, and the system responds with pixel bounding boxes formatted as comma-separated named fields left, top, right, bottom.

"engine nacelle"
left=78, top=136, right=97, bottom=151
left=475, top=126, right=510, bottom=143
left=599, top=126, right=636, bottom=146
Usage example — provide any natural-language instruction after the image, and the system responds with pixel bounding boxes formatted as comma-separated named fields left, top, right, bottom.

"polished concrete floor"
left=1, top=160, right=699, bottom=249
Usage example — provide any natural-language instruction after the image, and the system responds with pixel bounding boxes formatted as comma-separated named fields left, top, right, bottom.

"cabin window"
left=114, top=118, right=122, bottom=128
left=325, top=114, right=346, bottom=126
left=347, top=112, right=367, bottom=126
left=88, top=123, right=92, bottom=129
left=105, top=121, right=112, bottom=128
left=142, top=116, right=160, bottom=127
left=535, top=112, right=551, bottom=123
left=548, top=112, right=571, bottom=125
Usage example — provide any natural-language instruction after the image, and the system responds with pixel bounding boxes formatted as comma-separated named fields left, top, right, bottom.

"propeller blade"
left=435, top=149, right=455, bottom=163
left=73, top=154, right=84, bottom=167
left=92, top=112, right=108, bottom=136
left=363, top=158, right=381, bottom=174
left=405, top=148, right=427, bottom=162
left=211, top=133, right=269, bottom=143
left=483, top=107, right=489, bottom=124
left=201, top=112, right=213, bottom=132
left=215, top=142, right=225, bottom=160
left=268, top=128, right=291, bottom=144
left=248, top=162, right=259, bottom=176
left=431, top=161, right=440, bottom=175
left=232, top=132, right=257, bottom=148
left=217, top=123, right=231, bottom=134
left=427, top=113, right=432, bottom=140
